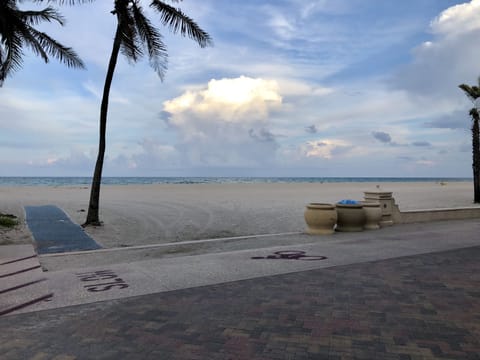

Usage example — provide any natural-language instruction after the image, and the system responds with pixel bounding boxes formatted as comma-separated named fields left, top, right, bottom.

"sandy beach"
left=0, top=181, right=477, bottom=248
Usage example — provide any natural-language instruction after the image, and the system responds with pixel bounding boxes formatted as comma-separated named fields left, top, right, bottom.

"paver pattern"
left=2, top=245, right=480, bottom=359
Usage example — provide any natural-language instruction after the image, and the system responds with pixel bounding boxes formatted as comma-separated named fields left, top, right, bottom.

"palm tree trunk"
left=84, top=25, right=122, bottom=226
left=473, top=117, right=480, bottom=203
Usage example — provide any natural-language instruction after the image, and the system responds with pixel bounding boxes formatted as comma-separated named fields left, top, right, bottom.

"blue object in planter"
left=338, top=199, right=359, bottom=204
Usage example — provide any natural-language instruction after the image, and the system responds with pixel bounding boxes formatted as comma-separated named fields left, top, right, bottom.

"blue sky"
left=1, top=0, right=479, bottom=177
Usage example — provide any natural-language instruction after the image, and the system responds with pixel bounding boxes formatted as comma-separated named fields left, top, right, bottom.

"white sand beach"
left=0, top=181, right=477, bottom=248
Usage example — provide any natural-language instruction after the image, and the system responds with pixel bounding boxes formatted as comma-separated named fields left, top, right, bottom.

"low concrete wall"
left=396, top=206, right=480, bottom=224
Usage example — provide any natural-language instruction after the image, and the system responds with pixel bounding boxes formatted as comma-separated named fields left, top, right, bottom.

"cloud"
left=431, top=0, right=480, bottom=36
left=124, top=138, right=180, bottom=172
left=459, top=143, right=471, bottom=152
left=372, top=130, right=433, bottom=148
left=397, top=155, right=436, bottom=169
left=416, top=159, right=435, bottom=166
left=305, top=125, right=318, bottom=134
left=248, top=128, right=277, bottom=143
left=301, top=139, right=353, bottom=159
left=2, top=1, right=476, bottom=178
left=162, top=76, right=282, bottom=167
left=164, top=76, right=281, bottom=124
left=22, top=149, right=94, bottom=176
left=424, top=111, right=468, bottom=129
left=411, top=141, right=431, bottom=147
left=268, top=11, right=296, bottom=41
left=372, top=131, right=392, bottom=143
left=392, top=0, right=480, bottom=102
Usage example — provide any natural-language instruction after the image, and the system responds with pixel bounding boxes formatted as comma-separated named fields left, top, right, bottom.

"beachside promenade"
left=1, top=218, right=480, bottom=359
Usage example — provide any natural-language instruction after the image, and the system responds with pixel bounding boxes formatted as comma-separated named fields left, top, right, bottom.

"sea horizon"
left=0, top=176, right=472, bottom=187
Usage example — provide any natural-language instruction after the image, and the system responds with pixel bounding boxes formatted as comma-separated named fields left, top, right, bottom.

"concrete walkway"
left=2, top=219, right=480, bottom=359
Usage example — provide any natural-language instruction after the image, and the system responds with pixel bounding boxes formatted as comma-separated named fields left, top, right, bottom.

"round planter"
left=361, top=201, right=382, bottom=230
left=335, top=203, right=366, bottom=232
left=304, top=203, right=337, bottom=235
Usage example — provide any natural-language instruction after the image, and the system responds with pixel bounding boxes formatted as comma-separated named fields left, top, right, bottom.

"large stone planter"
left=361, top=201, right=382, bottom=230
left=304, top=203, right=337, bottom=235
left=335, top=203, right=365, bottom=232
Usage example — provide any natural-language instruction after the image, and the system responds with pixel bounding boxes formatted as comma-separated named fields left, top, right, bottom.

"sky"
left=1, top=0, right=480, bottom=177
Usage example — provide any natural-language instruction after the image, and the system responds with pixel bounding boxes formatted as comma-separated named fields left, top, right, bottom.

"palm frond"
left=459, top=84, right=480, bottom=101
left=473, top=86, right=480, bottom=96
left=131, top=2, right=168, bottom=78
left=32, top=0, right=95, bottom=5
left=29, top=27, right=85, bottom=68
left=116, top=4, right=143, bottom=62
left=0, top=46, right=4, bottom=85
left=1, top=0, right=85, bottom=85
left=150, top=0, right=212, bottom=48
left=0, top=32, right=25, bottom=83
left=459, top=84, right=471, bottom=92
left=12, top=15, right=56, bottom=64
left=17, top=23, right=50, bottom=63
left=20, top=7, right=65, bottom=27
left=1, top=1, right=19, bottom=35
left=1, top=2, right=25, bottom=82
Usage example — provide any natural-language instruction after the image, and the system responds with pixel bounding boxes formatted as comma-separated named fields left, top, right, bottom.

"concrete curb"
left=396, top=206, right=480, bottom=223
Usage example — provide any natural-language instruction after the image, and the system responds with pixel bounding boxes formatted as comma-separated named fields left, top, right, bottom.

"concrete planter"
left=304, top=203, right=337, bottom=235
left=361, top=201, right=382, bottom=230
left=364, top=191, right=395, bottom=226
left=335, top=203, right=365, bottom=232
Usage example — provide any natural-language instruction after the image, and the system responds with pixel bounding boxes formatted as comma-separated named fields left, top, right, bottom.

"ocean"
left=0, top=177, right=472, bottom=186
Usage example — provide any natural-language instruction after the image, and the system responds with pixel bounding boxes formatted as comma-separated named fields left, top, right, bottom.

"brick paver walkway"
left=2, top=246, right=480, bottom=359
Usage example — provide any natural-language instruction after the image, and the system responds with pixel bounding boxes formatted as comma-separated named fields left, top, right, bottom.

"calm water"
left=0, top=177, right=472, bottom=186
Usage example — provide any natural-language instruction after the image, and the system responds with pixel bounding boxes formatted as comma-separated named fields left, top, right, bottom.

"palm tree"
left=80, top=0, right=212, bottom=226
left=0, top=0, right=85, bottom=86
left=459, top=78, right=480, bottom=203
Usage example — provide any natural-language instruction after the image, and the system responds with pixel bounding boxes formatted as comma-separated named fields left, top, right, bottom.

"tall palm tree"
left=0, top=0, right=85, bottom=86
left=79, top=0, right=212, bottom=226
left=459, top=78, right=480, bottom=203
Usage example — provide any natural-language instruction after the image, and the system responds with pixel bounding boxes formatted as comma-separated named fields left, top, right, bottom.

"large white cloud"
left=161, top=76, right=283, bottom=167
left=393, top=0, right=480, bottom=104
left=431, top=0, right=480, bottom=36
left=164, top=76, right=282, bottom=124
